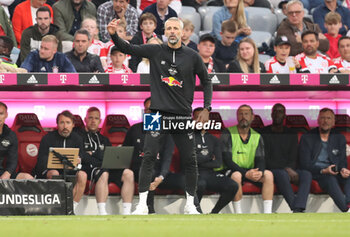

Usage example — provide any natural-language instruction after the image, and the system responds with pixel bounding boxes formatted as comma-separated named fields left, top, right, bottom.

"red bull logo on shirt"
left=161, top=76, right=183, bottom=88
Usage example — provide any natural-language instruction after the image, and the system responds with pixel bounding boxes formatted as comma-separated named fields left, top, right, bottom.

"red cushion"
left=101, top=114, right=130, bottom=146
left=242, top=182, right=262, bottom=194
left=310, top=180, right=325, bottom=194
left=84, top=180, right=121, bottom=195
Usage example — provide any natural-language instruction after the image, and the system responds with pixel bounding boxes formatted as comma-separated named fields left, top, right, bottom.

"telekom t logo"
left=301, top=75, right=308, bottom=84
left=121, top=75, right=128, bottom=84
left=0, top=75, right=4, bottom=84
left=241, top=75, right=248, bottom=84
left=60, top=75, right=67, bottom=84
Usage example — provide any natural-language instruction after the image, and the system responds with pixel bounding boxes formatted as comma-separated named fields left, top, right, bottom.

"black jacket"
left=111, top=33, right=212, bottom=115
left=65, top=50, right=104, bottom=72
left=34, top=130, right=87, bottom=176
left=0, top=124, right=18, bottom=174
left=299, top=128, right=347, bottom=175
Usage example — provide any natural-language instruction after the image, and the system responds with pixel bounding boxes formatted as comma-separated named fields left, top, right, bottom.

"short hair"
left=41, top=35, right=59, bottom=47
left=319, top=107, right=335, bottom=116
left=325, top=11, right=342, bottom=25
left=301, top=30, right=318, bottom=41
left=0, top=36, right=14, bottom=52
left=147, top=37, right=162, bottom=44
left=139, top=13, right=157, bottom=26
left=286, top=0, right=304, bottom=11
left=193, top=107, right=204, bottom=116
left=86, top=107, right=101, bottom=115
left=117, top=20, right=127, bottom=31
left=237, top=104, right=253, bottom=114
left=165, top=17, right=184, bottom=30
left=182, top=19, right=195, bottom=31
left=144, top=97, right=151, bottom=106
left=338, top=36, right=350, bottom=47
left=56, top=110, right=75, bottom=124
left=272, top=103, right=286, bottom=112
left=74, top=28, right=91, bottom=41
left=221, top=20, right=237, bottom=33
left=0, top=102, right=8, bottom=110
left=36, top=6, right=51, bottom=17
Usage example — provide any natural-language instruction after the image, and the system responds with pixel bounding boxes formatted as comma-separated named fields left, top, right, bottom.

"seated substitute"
left=193, top=107, right=238, bottom=214
left=77, top=107, right=134, bottom=215
left=33, top=110, right=88, bottom=212
left=20, top=35, right=76, bottom=72
left=261, top=103, right=312, bottom=213
left=299, top=108, right=350, bottom=212
left=220, top=104, right=274, bottom=214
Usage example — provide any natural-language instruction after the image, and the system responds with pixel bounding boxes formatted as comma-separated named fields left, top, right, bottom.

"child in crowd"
left=324, top=12, right=343, bottom=59
left=213, top=19, right=239, bottom=68
left=136, top=37, right=163, bottom=73
left=181, top=19, right=197, bottom=51
left=81, top=18, right=107, bottom=68
left=129, top=13, right=160, bottom=72
left=105, top=46, right=133, bottom=73
left=265, top=35, right=299, bottom=73
left=104, top=20, right=130, bottom=70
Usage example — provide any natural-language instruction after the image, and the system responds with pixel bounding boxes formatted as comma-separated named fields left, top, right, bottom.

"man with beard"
left=33, top=110, right=88, bottom=212
left=296, top=30, right=338, bottom=73
left=97, top=0, right=138, bottom=42
left=20, top=35, right=76, bottom=72
left=260, top=103, right=312, bottom=213
left=299, top=108, right=350, bottom=212
left=18, top=6, right=63, bottom=65
left=53, top=0, right=96, bottom=42
left=220, top=104, right=274, bottom=214
left=107, top=17, right=212, bottom=215
left=334, top=36, right=350, bottom=73
left=65, top=29, right=104, bottom=72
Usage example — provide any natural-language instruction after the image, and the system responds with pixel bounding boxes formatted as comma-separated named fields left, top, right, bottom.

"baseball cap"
left=278, top=0, right=289, bottom=9
left=274, top=35, right=291, bottom=46
left=199, top=33, right=216, bottom=44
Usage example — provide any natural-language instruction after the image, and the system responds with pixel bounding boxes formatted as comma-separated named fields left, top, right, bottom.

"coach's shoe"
left=132, top=204, right=149, bottom=215
left=184, top=204, right=200, bottom=215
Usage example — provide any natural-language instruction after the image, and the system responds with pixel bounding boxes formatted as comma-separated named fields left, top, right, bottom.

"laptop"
left=101, top=146, right=134, bottom=169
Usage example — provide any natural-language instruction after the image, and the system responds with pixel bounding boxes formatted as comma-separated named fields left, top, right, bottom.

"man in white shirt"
left=296, top=30, right=337, bottom=73
left=334, top=36, right=350, bottom=73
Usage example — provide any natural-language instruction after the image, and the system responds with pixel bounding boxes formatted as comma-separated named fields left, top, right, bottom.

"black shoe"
left=293, top=208, right=305, bottom=213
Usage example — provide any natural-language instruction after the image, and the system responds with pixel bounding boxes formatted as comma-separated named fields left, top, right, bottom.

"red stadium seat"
left=334, top=114, right=350, bottom=133
left=208, top=112, right=225, bottom=138
left=251, top=115, right=264, bottom=130
left=11, top=113, right=46, bottom=174
left=310, top=180, right=326, bottom=194
left=73, top=114, right=85, bottom=133
left=84, top=180, right=121, bottom=195
left=285, top=115, right=310, bottom=133
left=242, top=182, right=262, bottom=194
left=100, top=114, right=130, bottom=146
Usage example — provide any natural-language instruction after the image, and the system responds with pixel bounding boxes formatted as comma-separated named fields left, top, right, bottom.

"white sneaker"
left=184, top=204, right=200, bottom=215
left=132, top=204, right=149, bottom=215
left=98, top=209, right=108, bottom=215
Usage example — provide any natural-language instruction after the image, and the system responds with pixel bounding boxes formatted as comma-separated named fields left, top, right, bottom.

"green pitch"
left=1, top=213, right=349, bottom=237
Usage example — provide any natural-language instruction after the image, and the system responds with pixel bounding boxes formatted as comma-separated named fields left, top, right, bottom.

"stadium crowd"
left=1, top=0, right=350, bottom=215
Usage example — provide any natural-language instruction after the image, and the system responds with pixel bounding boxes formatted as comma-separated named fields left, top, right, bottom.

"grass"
left=1, top=213, right=349, bottom=237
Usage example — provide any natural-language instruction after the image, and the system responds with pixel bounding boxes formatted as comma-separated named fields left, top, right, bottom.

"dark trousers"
left=272, top=169, right=312, bottom=211
left=313, top=173, right=350, bottom=212
left=197, top=171, right=238, bottom=213
left=138, top=132, right=197, bottom=196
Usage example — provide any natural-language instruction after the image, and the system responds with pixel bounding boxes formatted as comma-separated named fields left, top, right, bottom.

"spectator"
left=21, top=35, right=76, bottom=72
left=313, top=0, right=350, bottom=35
left=18, top=6, right=61, bottom=65
left=334, top=36, right=350, bottom=73
left=181, top=19, right=197, bottom=51
left=193, top=107, right=238, bottom=214
left=97, top=0, right=138, bottom=42
left=213, top=19, right=238, bottom=68
left=220, top=104, right=274, bottom=214
left=299, top=108, right=350, bottom=212
left=227, top=37, right=266, bottom=73
left=53, top=0, right=96, bottom=43
left=212, top=0, right=251, bottom=41
left=12, top=0, right=53, bottom=46
left=278, top=0, right=289, bottom=16
left=105, top=46, right=132, bottom=73
left=299, top=0, right=323, bottom=11
left=181, top=0, right=206, bottom=11
left=243, top=0, right=272, bottom=9
left=0, top=0, right=15, bottom=17
left=123, top=97, right=184, bottom=214
left=32, top=110, right=88, bottom=212
left=65, top=29, right=104, bottom=72
left=76, top=107, right=134, bottom=215
left=129, top=12, right=160, bottom=72
left=324, top=12, right=343, bottom=59
left=142, top=0, right=177, bottom=36
left=136, top=36, right=162, bottom=73
left=81, top=17, right=108, bottom=69
left=277, top=0, right=329, bottom=56
left=0, top=5, right=16, bottom=47
left=265, top=35, right=300, bottom=73
left=0, top=35, right=17, bottom=68
left=261, top=103, right=312, bottom=213
left=198, top=33, right=225, bottom=73
left=296, top=30, right=337, bottom=73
